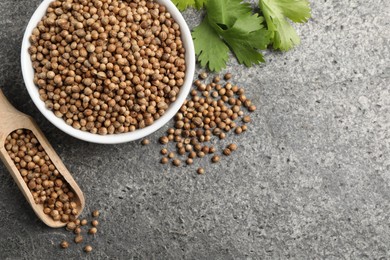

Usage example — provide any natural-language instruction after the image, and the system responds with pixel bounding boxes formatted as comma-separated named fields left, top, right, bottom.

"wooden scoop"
left=0, top=89, right=85, bottom=228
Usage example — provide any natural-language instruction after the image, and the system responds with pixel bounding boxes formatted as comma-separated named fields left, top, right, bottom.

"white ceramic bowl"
left=21, top=0, right=195, bottom=144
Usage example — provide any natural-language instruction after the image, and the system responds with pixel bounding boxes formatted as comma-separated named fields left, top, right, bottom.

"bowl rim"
left=21, top=0, right=195, bottom=144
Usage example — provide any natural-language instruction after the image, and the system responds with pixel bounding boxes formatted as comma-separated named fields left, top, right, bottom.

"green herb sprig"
left=173, top=0, right=312, bottom=71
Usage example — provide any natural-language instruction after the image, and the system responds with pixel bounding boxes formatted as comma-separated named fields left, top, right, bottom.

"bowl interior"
left=21, top=0, right=195, bottom=144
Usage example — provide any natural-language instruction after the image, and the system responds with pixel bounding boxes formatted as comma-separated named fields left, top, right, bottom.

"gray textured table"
left=1, top=0, right=389, bottom=259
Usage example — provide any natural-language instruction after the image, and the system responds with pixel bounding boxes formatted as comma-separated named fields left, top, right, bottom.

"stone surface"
left=0, top=0, right=389, bottom=259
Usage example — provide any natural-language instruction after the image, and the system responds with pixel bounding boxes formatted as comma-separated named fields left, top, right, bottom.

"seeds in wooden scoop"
left=4, top=129, right=79, bottom=222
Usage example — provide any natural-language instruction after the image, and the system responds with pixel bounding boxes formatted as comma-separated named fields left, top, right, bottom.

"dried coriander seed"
left=242, top=116, right=251, bottom=123
left=74, top=227, right=81, bottom=235
left=89, top=227, right=98, bottom=235
left=74, top=235, right=83, bottom=244
left=223, top=148, right=232, bottom=156
left=224, top=73, right=232, bottom=80
left=212, top=155, right=220, bottom=163
left=172, top=159, right=181, bottom=167
left=92, top=210, right=100, bottom=218
left=228, top=144, right=238, bottom=151
left=84, top=245, right=93, bottom=253
left=60, top=241, right=69, bottom=249
left=161, top=157, right=169, bottom=164
left=92, top=220, right=99, bottom=227
left=197, top=168, right=205, bottom=175
left=141, top=139, right=150, bottom=146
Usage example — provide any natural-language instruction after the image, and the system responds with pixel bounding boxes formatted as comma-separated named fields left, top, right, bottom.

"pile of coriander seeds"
left=5, top=129, right=80, bottom=222
left=29, top=0, right=186, bottom=135
left=158, top=72, right=255, bottom=174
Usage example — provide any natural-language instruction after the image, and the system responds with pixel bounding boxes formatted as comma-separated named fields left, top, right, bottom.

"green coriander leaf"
left=195, top=0, right=207, bottom=9
left=259, top=0, right=311, bottom=51
left=206, top=0, right=253, bottom=28
left=171, top=0, right=207, bottom=10
left=211, top=16, right=272, bottom=67
left=171, top=0, right=195, bottom=11
left=192, top=18, right=229, bottom=71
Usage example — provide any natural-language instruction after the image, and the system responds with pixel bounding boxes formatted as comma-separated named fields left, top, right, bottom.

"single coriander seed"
left=92, top=220, right=99, bottom=227
left=141, top=139, right=150, bottom=146
left=224, top=73, right=232, bottom=80
left=228, top=144, right=238, bottom=151
left=60, top=240, right=69, bottom=249
left=199, top=72, right=208, bottom=79
left=212, top=155, right=220, bottom=163
left=74, top=235, right=83, bottom=244
left=242, top=116, right=251, bottom=123
left=186, top=158, right=193, bottom=165
left=89, top=227, right=98, bottom=235
left=223, top=148, right=232, bottom=156
left=66, top=222, right=76, bottom=231
left=74, top=227, right=81, bottom=235
left=92, top=210, right=100, bottom=218
left=197, top=168, right=205, bottom=175
left=161, top=157, right=169, bottom=164
left=173, top=159, right=181, bottom=167
left=84, top=245, right=93, bottom=253
left=248, top=105, right=256, bottom=112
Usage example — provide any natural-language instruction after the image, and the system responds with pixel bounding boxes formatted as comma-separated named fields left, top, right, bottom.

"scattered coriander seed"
left=235, top=127, right=243, bottom=135
left=81, top=219, right=88, bottom=226
left=92, top=210, right=100, bottom=218
left=66, top=222, right=76, bottom=231
left=74, top=235, right=83, bottom=244
left=161, top=157, right=169, bottom=164
left=199, top=72, right=208, bottom=79
left=141, top=139, right=150, bottom=146
left=84, top=245, right=93, bottom=253
left=92, top=220, right=99, bottom=227
left=224, top=73, right=232, bottom=80
left=89, top=227, right=98, bottom=235
left=186, top=158, right=193, bottom=165
left=74, top=227, right=81, bottom=235
left=248, top=105, right=257, bottom=112
left=159, top=136, right=169, bottom=145
left=197, top=168, right=205, bottom=175
left=242, top=116, right=251, bottom=123
left=161, top=149, right=168, bottom=155
left=228, top=144, right=238, bottom=151
left=173, top=159, right=181, bottom=167
left=60, top=241, right=69, bottom=249
left=197, top=151, right=205, bottom=158
left=212, top=155, right=220, bottom=163
left=223, top=148, right=232, bottom=156
left=158, top=72, right=255, bottom=174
